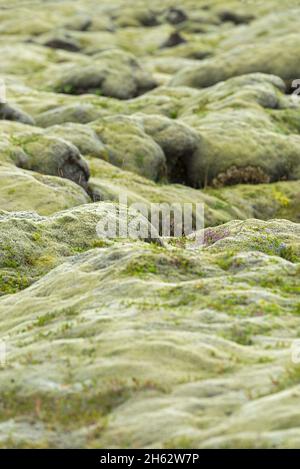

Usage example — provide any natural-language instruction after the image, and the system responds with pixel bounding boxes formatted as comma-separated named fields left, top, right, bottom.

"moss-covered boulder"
left=36, top=104, right=104, bottom=127
left=178, top=74, right=300, bottom=187
left=0, top=103, right=34, bottom=125
left=171, top=33, right=300, bottom=90
left=17, top=135, right=90, bottom=189
left=38, top=32, right=82, bottom=53
left=0, top=218, right=299, bottom=447
left=88, top=158, right=300, bottom=226
left=0, top=201, right=160, bottom=295
left=47, top=49, right=157, bottom=99
left=0, top=123, right=90, bottom=189
left=0, top=0, right=300, bottom=450
left=90, top=116, right=167, bottom=181
left=46, top=124, right=105, bottom=158
left=134, top=113, right=200, bottom=184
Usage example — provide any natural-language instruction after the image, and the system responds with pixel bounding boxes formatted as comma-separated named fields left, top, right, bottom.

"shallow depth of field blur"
left=0, top=0, right=299, bottom=449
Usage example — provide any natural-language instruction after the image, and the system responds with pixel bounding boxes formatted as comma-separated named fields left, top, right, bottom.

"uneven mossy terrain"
left=0, top=0, right=299, bottom=448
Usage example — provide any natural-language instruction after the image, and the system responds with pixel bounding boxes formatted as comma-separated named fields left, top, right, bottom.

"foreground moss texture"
left=0, top=0, right=299, bottom=449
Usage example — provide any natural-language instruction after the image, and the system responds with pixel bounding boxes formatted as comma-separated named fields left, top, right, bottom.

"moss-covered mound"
left=0, top=0, right=299, bottom=449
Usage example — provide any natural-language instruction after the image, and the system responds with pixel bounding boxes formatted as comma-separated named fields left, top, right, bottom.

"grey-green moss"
left=0, top=0, right=300, bottom=450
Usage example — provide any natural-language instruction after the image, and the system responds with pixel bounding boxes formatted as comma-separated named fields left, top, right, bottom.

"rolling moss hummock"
left=0, top=0, right=299, bottom=450
left=0, top=217, right=299, bottom=447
